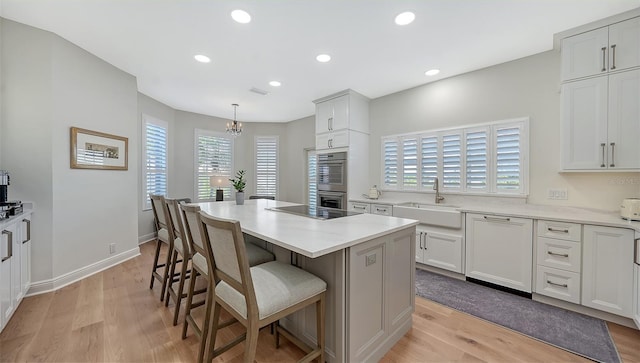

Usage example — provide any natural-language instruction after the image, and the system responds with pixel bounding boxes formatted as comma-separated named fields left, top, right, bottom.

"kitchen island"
left=197, top=199, right=418, bottom=363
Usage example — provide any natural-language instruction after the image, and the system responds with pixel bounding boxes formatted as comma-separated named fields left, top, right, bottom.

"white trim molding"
left=139, top=232, right=156, bottom=245
left=26, top=246, right=141, bottom=296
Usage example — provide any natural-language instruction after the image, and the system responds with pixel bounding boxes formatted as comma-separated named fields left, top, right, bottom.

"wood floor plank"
left=1, top=240, right=637, bottom=362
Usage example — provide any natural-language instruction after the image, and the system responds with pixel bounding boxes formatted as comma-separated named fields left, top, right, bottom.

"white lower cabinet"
left=582, top=225, right=634, bottom=318
left=416, top=225, right=464, bottom=273
left=536, top=265, right=581, bottom=304
left=465, top=213, right=533, bottom=292
left=0, top=212, right=32, bottom=333
left=348, top=202, right=370, bottom=214
left=347, top=201, right=392, bottom=216
left=633, top=262, right=640, bottom=328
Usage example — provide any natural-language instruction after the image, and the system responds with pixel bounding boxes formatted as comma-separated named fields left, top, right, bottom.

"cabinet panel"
left=315, top=100, right=334, bottom=134
left=465, top=213, right=533, bottom=292
left=316, top=131, right=349, bottom=151
left=608, top=17, right=640, bottom=72
left=608, top=69, right=640, bottom=169
left=11, top=222, right=21, bottom=305
left=561, top=76, right=609, bottom=170
left=331, top=95, right=349, bottom=131
left=348, top=202, right=370, bottom=214
left=537, top=220, right=582, bottom=242
left=537, top=237, right=581, bottom=273
left=424, top=232, right=463, bottom=273
left=582, top=225, right=634, bottom=317
left=386, top=232, right=414, bottom=334
left=371, top=204, right=392, bottom=216
left=20, top=217, right=31, bottom=298
left=561, top=27, right=609, bottom=81
left=0, top=223, right=16, bottom=327
left=536, top=265, right=581, bottom=304
left=634, top=263, right=640, bottom=329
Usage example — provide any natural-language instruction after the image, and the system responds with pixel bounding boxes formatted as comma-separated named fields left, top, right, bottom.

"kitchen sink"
left=393, top=202, right=462, bottom=229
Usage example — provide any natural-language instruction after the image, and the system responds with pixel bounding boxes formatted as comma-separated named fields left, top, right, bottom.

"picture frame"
left=70, top=127, right=128, bottom=170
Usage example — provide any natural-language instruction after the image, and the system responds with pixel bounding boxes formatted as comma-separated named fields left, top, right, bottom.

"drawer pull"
left=483, top=216, right=510, bottom=222
left=376, top=208, right=386, bottom=212
left=22, top=219, right=31, bottom=243
left=2, top=230, right=12, bottom=262
left=353, top=205, right=365, bottom=210
left=547, top=251, right=569, bottom=258
left=547, top=280, right=568, bottom=288
left=547, top=227, right=569, bottom=233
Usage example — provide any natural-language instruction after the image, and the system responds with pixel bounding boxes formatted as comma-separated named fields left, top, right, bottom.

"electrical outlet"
left=547, top=188, right=568, bottom=200
left=109, top=243, right=116, bottom=254
left=366, top=253, right=376, bottom=266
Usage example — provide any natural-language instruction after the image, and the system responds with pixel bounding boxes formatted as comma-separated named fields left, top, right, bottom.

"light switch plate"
left=547, top=188, right=568, bottom=200
left=366, top=253, right=376, bottom=266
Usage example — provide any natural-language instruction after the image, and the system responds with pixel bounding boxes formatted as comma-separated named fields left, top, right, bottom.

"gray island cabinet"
left=197, top=199, right=418, bottom=362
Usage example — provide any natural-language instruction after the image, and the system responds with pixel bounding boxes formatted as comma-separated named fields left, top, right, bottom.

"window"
left=195, top=129, right=233, bottom=201
left=381, top=117, right=528, bottom=196
left=255, top=136, right=278, bottom=198
left=142, top=115, right=168, bottom=210
left=307, top=149, right=317, bottom=208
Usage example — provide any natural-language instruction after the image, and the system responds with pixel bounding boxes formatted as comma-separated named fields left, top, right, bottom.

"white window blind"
left=382, top=138, right=399, bottom=188
left=442, top=133, right=461, bottom=190
left=307, top=150, right=317, bottom=209
left=465, top=130, right=488, bottom=190
left=495, top=125, right=522, bottom=192
left=402, top=138, right=418, bottom=189
left=255, top=136, right=278, bottom=198
left=142, top=115, right=168, bottom=210
left=380, top=118, right=528, bottom=196
left=421, top=136, right=438, bottom=189
left=195, top=130, right=233, bottom=201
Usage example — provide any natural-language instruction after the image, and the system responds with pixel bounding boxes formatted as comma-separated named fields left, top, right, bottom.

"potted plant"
left=229, top=170, right=247, bottom=205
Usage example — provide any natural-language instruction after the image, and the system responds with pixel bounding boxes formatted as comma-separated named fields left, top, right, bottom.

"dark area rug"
left=415, top=268, right=620, bottom=363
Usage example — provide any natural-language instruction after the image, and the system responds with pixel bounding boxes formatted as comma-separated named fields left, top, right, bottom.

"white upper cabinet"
left=561, top=17, right=640, bottom=81
left=314, top=89, right=369, bottom=149
left=561, top=70, right=640, bottom=170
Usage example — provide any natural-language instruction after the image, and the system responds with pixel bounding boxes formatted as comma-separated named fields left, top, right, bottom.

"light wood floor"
left=1, top=241, right=639, bottom=362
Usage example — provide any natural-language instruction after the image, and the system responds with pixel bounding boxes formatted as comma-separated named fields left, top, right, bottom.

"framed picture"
left=70, top=127, right=128, bottom=170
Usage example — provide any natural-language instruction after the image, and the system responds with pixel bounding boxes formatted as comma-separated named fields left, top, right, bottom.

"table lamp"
left=210, top=176, right=228, bottom=201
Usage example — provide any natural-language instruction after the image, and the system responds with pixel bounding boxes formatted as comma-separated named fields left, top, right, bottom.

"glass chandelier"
left=226, top=103, right=242, bottom=137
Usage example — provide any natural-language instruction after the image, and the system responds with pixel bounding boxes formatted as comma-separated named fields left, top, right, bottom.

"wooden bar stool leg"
left=172, top=255, right=190, bottom=325
left=165, top=249, right=179, bottom=306
left=182, top=269, right=199, bottom=339
left=205, top=300, right=221, bottom=363
left=244, top=322, right=260, bottom=363
left=159, top=244, right=173, bottom=302
left=149, top=239, right=163, bottom=289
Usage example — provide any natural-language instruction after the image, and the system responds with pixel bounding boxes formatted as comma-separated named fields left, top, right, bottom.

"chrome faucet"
left=433, top=177, right=445, bottom=204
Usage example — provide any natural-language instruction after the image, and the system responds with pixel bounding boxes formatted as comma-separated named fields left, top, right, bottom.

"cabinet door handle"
left=22, top=219, right=31, bottom=243
left=418, top=232, right=423, bottom=249
left=547, top=227, right=569, bottom=233
left=600, top=143, right=606, bottom=167
left=483, top=215, right=510, bottom=222
left=328, top=117, right=333, bottom=131
left=601, top=47, right=607, bottom=72
left=547, top=280, right=568, bottom=288
left=610, top=44, right=616, bottom=70
left=547, top=251, right=570, bottom=258
left=2, top=230, right=12, bottom=262
left=609, top=142, right=615, bottom=167
left=423, top=233, right=428, bottom=251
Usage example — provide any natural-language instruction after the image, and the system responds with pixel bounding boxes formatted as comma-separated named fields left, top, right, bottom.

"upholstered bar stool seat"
left=216, top=261, right=326, bottom=320
left=246, top=243, right=276, bottom=266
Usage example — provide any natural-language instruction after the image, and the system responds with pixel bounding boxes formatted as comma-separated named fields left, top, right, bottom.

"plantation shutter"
left=495, top=125, right=522, bottom=192
left=465, top=130, right=488, bottom=190
left=420, top=135, right=438, bottom=189
left=382, top=138, right=399, bottom=189
left=402, top=137, right=418, bottom=189
left=307, top=150, right=317, bottom=208
left=143, top=118, right=168, bottom=209
left=196, top=130, right=233, bottom=201
left=441, top=133, right=462, bottom=189
left=255, top=136, right=278, bottom=198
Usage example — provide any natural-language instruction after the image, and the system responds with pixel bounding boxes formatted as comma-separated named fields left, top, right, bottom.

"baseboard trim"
left=139, top=232, right=156, bottom=245
left=26, top=246, right=141, bottom=297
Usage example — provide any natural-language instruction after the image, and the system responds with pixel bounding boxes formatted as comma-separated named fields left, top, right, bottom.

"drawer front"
left=536, top=265, right=581, bottom=304
left=537, top=220, right=582, bottom=242
left=537, top=237, right=582, bottom=273
left=371, top=204, right=393, bottom=216
left=349, top=202, right=370, bottom=213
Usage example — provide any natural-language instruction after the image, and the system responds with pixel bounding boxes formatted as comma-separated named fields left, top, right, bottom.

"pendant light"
left=226, top=103, right=242, bottom=136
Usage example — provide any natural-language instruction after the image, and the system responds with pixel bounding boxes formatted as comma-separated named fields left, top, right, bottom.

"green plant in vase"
left=229, top=170, right=246, bottom=205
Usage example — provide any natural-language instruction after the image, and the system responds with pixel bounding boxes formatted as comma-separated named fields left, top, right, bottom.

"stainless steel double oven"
left=317, top=152, right=347, bottom=210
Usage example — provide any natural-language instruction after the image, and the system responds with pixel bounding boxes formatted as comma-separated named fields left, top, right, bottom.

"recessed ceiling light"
left=194, top=54, right=211, bottom=63
left=316, top=54, right=331, bottom=63
left=231, top=9, right=251, bottom=24
left=425, top=69, right=440, bottom=76
left=395, top=11, right=415, bottom=26
left=269, top=81, right=281, bottom=87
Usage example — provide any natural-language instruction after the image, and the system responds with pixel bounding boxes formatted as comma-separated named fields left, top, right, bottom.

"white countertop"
left=195, top=199, right=418, bottom=258
left=349, top=197, right=640, bottom=232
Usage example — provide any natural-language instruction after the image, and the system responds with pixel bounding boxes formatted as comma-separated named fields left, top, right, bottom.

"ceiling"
left=1, top=0, right=639, bottom=123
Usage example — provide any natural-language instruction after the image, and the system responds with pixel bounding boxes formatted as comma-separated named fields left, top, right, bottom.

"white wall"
left=369, top=50, right=640, bottom=211
left=1, top=18, right=139, bottom=284
left=282, top=115, right=315, bottom=204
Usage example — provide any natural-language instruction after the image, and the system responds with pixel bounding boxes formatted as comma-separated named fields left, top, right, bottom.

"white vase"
left=235, top=191, right=245, bottom=205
